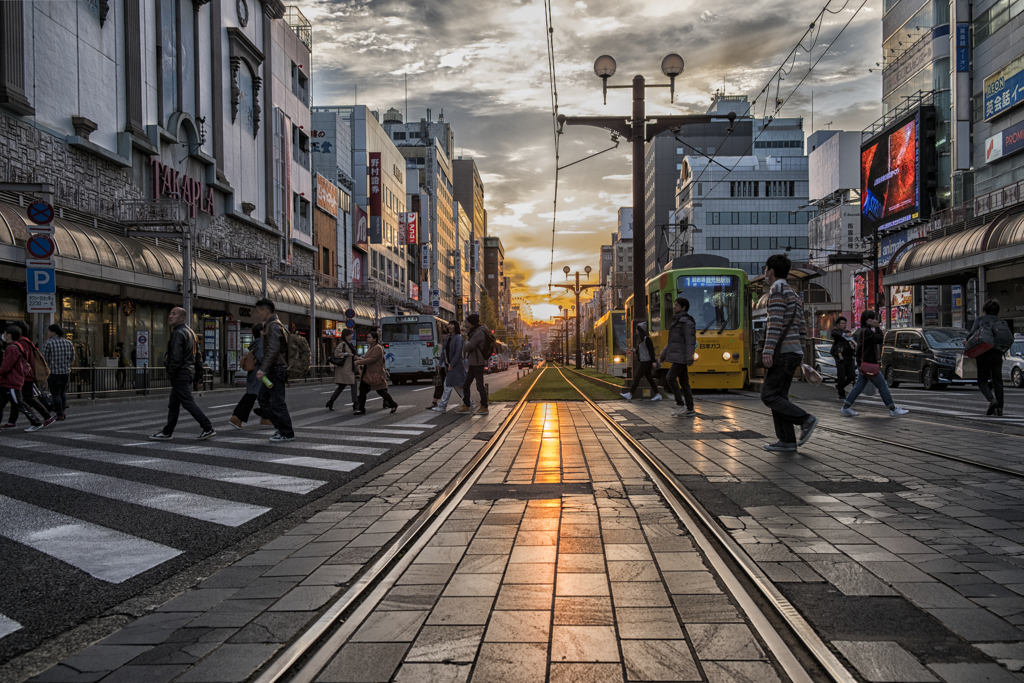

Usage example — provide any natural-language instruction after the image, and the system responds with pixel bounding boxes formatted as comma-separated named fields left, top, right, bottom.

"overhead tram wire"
left=543, top=0, right=560, bottom=295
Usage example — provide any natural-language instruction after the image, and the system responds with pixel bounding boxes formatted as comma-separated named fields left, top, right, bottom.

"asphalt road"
left=0, top=368, right=525, bottom=665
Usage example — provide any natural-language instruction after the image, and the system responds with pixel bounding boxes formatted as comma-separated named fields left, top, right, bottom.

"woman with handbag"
left=433, top=321, right=470, bottom=413
left=228, top=323, right=263, bottom=428
left=353, top=330, right=397, bottom=414
left=326, top=328, right=359, bottom=412
left=430, top=324, right=450, bottom=409
left=840, top=311, right=909, bottom=417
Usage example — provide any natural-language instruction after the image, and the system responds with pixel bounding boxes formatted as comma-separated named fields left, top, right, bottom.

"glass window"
left=895, top=332, right=911, bottom=349
left=675, top=275, right=740, bottom=331
left=612, top=313, right=628, bottom=355
left=649, top=292, right=661, bottom=333
left=663, top=291, right=673, bottom=330
left=770, top=212, right=778, bottom=224
left=731, top=212, right=739, bottom=224
left=738, top=212, right=750, bottom=224
left=923, top=329, right=969, bottom=349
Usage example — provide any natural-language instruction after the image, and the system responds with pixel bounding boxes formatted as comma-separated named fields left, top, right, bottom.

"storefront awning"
left=0, top=202, right=373, bottom=322
left=885, top=207, right=1024, bottom=286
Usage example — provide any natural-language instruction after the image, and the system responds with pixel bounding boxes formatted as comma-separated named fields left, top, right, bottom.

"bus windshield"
left=381, top=322, right=435, bottom=343
left=612, top=313, right=628, bottom=355
left=675, top=274, right=741, bottom=331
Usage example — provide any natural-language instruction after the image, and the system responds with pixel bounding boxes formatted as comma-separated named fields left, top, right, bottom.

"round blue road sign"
left=345, top=308, right=356, bottom=318
left=26, top=234, right=55, bottom=259
left=345, top=319, right=356, bottom=328
left=27, top=201, right=54, bottom=225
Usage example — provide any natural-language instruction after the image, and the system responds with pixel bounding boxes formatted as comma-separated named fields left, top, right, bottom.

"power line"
left=543, top=0, right=560, bottom=295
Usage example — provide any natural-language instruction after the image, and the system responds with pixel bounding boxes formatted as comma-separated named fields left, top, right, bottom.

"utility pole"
left=551, top=307, right=573, bottom=365
left=558, top=54, right=734, bottom=372
left=551, top=265, right=600, bottom=369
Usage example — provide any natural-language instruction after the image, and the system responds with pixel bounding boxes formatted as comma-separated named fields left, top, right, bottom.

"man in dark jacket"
left=660, top=298, right=697, bottom=417
left=830, top=316, right=855, bottom=400
left=622, top=321, right=659, bottom=401
left=255, top=298, right=295, bottom=441
left=457, top=313, right=489, bottom=415
left=151, top=307, right=214, bottom=440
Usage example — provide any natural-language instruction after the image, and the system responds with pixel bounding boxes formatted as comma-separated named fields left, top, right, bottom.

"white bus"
left=379, top=315, right=449, bottom=385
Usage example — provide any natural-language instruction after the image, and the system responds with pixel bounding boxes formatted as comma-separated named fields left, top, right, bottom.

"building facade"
left=483, top=236, right=505, bottom=322
left=454, top=158, right=485, bottom=311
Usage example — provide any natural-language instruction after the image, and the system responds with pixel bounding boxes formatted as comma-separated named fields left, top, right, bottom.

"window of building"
left=730, top=181, right=758, bottom=197
left=696, top=183, right=702, bottom=196
left=708, top=212, right=720, bottom=224
left=409, top=132, right=421, bottom=138
left=488, top=274, right=494, bottom=279
left=322, top=247, right=331, bottom=275
left=707, top=146, right=715, bottom=154
left=393, top=132, right=406, bottom=140
left=975, top=0, right=1022, bottom=45
left=676, top=147, right=684, bottom=154
left=676, top=163, right=682, bottom=171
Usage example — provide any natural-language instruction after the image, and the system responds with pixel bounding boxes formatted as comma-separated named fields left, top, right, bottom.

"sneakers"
left=23, top=423, right=44, bottom=432
left=42, top=416, right=56, bottom=428
left=56, top=414, right=66, bottom=421
left=455, top=405, right=473, bottom=413
left=259, top=418, right=274, bottom=427
left=840, top=406, right=859, bottom=417
left=671, top=406, right=686, bottom=417
left=650, top=394, right=663, bottom=402
left=198, top=429, right=216, bottom=440
left=0, top=423, right=16, bottom=430
left=228, top=416, right=244, bottom=429
left=797, top=415, right=818, bottom=447
left=682, top=409, right=697, bottom=418
left=889, top=406, right=909, bottom=417
left=474, top=406, right=489, bottom=415
left=269, top=433, right=295, bottom=442
left=620, top=392, right=632, bottom=401
left=149, top=432, right=173, bottom=440
left=431, top=406, right=446, bottom=413
left=763, top=441, right=798, bottom=452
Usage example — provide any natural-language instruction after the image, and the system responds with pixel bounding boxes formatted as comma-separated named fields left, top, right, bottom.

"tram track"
left=563, top=366, right=1024, bottom=480
left=248, top=365, right=857, bottom=683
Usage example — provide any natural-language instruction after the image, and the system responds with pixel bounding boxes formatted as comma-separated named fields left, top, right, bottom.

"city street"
left=0, top=369, right=523, bottom=670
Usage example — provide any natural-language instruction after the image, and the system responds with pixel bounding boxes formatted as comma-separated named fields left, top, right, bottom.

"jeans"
left=257, top=365, right=293, bottom=437
left=438, top=385, right=467, bottom=409
left=162, top=375, right=211, bottom=435
left=328, top=382, right=359, bottom=408
left=843, top=371, right=895, bottom=409
left=48, top=373, right=69, bottom=417
left=761, top=352, right=810, bottom=444
left=628, top=361, right=659, bottom=396
left=0, top=388, right=41, bottom=426
left=356, top=380, right=396, bottom=411
left=232, top=393, right=257, bottom=422
left=835, top=357, right=856, bottom=397
left=463, top=365, right=487, bottom=407
left=664, top=363, right=694, bottom=409
left=976, top=349, right=1005, bottom=407
left=10, top=380, right=49, bottom=423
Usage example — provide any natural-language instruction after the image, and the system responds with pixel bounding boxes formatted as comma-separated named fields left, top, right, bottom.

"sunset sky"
left=301, top=0, right=883, bottom=322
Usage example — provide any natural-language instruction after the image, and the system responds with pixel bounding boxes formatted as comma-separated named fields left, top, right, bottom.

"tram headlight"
left=613, top=356, right=623, bottom=363
left=722, top=351, right=732, bottom=360
left=693, top=352, right=699, bottom=360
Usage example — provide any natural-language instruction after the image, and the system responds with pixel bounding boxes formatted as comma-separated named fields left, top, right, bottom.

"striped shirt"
left=43, top=336, right=75, bottom=374
left=763, top=279, right=806, bottom=356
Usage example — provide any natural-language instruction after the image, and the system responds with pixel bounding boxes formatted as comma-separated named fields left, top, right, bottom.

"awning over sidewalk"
left=885, top=207, right=1024, bottom=286
left=0, top=202, right=376, bottom=322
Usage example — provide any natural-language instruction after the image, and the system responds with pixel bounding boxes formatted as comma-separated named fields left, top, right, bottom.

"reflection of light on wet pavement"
left=536, top=403, right=562, bottom=483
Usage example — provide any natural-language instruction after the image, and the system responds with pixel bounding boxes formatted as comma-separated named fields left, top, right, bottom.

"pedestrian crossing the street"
left=0, top=404, right=446, bottom=643
left=841, top=388, right=1024, bottom=424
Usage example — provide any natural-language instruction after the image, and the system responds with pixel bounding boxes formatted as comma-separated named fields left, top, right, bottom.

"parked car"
left=813, top=343, right=837, bottom=382
left=880, top=327, right=972, bottom=390
left=1004, top=338, right=1024, bottom=389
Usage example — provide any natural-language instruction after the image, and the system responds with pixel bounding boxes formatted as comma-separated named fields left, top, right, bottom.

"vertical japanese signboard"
left=399, top=212, right=418, bottom=245
left=368, top=152, right=383, bottom=244
left=354, top=205, right=368, bottom=246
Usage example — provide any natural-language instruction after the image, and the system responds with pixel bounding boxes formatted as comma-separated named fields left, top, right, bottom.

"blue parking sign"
left=27, top=268, right=56, bottom=294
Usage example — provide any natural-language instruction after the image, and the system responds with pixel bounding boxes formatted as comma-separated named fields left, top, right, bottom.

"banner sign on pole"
left=421, top=243, right=431, bottom=270
left=368, top=153, right=383, bottom=244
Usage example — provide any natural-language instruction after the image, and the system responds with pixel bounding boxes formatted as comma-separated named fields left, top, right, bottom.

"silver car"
left=1004, top=339, right=1024, bottom=389
left=814, top=343, right=838, bottom=382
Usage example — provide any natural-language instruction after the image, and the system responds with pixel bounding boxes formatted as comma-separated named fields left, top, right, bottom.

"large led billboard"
left=860, top=108, right=933, bottom=234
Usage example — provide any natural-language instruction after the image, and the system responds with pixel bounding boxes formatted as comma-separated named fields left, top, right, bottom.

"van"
left=880, top=327, right=972, bottom=390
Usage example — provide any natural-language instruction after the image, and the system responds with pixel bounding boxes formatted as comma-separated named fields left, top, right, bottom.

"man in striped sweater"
left=760, top=254, right=817, bottom=452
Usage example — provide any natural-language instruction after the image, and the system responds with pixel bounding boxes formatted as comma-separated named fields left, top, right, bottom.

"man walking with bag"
left=830, top=316, right=855, bottom=401
left=457, top=313, right=489, bottom=415
left=255, top=298, right=295, bottom=442
left=760, top=254, right=817, bottom=452
left=970, top=299, right=1013, bottom=416
left=660, top=300, right=697, bottom=417
left=621, top=321, right=659, bottom=402
left=150, top=307, right=215, bottom=440
left=43, top=324, right=74, bottom=421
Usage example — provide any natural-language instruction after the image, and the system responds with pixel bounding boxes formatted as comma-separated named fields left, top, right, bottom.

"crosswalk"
left=0, top=400, right=439, bottom=641
left=835, top=388, right=1024, bottom=425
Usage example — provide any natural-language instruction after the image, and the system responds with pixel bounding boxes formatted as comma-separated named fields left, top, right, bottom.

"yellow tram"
left=625, top=255, right=752, bottom=389
left=594, top=310, right=629, bottom=378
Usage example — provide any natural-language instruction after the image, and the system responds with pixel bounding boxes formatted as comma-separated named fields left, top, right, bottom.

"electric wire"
left=543, top=0, right=560, bottom=295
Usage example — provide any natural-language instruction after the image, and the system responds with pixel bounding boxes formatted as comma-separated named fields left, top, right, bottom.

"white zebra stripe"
left=0, top=614, right=22, bottom=640
left=0, top=495, right=182, bottom=583
left=0, top=458, right=270, bottom=526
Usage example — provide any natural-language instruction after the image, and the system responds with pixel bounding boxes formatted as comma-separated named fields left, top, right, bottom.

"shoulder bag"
left=859, top=328, right=881, bottom=376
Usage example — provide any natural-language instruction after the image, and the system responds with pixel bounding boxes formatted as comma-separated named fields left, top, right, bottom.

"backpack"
left=481, top=328, right=496, bottom=358
left=991, top=317, right=1014, bottom=353
left=30, top=343, right=49, bottom=383
left=240, top=349, right=257, bottom=372
left=285, top=332, right=311, bottom=379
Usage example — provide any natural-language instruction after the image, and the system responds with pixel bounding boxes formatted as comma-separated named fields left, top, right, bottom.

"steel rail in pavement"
left=566, top=366, right=1024, bottom=480
left=556, top=367, right=856, bottom=683
left=252, top=368, right=548, bottom=683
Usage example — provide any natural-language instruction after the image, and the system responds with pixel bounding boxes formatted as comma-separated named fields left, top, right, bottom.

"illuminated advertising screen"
left=860, top=111, right=925, bottom=234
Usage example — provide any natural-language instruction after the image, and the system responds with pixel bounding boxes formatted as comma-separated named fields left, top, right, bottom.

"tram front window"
left=676, top=275, right=740, bottom=332
left=612, top=313, right=628, bottom=356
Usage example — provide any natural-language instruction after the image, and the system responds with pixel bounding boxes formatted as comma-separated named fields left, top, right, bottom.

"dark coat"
left=660, top=312, right=696, bottom=365
left=855, top=327, right=884, bottom=364
left=830, top=328, right=853, bottom=360
left=354, top=343, right=387, bottom=390
left=245, top=338, right=264, bottom=395
left=442, top=334, right=467, bottom=387
left=464, top=324, right=488, bottom=366
left=260, top=315, right=287, bottom=372
left=164, top=324, right=197, bottom=380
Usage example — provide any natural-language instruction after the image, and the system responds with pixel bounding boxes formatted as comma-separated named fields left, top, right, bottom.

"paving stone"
left=301, top=564, right=361, bottom=587
left=470, top=642, right=547, bottom=683
left=620, top=639, right=700, bottom=681
left=156, top=589, right=238, bottom=613
left=559, top=537, right=604, bottom=554
left=230, top=577, right=300, bottom=600
left=317, top=642, right=408, bottom=682
left=406, top=625, right=485, bottom=663
left=615, top=608, right=684, bottom=639
left=262, top=556, right=328, bottom=577
left=200, top=566, right=270, bottom=589
left=457, top=554, right=509, bottom=574
left=975, top=643, right=1024, bottom=671
left=861, top=561, right=935, bottom=584
left=393, top=663, right=471, bottom=683
left=95, top=665, right=189, bottom=683
left=484, top=610, right=551, bottom=642
left=443, top=573, right=502, bottom=597
left=416, top=546, right=468, bottom=564
left=833, top=641, right=938, bottom=682
left=509, top=545, right=556, bottom=563
left=556, top=573, right=609, bottom=597
left=896, top=582, right=978, bottom=609
left=661, top=572, right=722, bottom=595
left=702, top=661, right=783, bottom=683
left=427, top=597, right=494, bottom=625
left=809, top=562, right=898, bottom=597
left=604, top=544, right=653, bottom=562
left=351, top=610, right=429, bottom=642
left=174, top=644, right=281, bottom=682
left=611, top=581, right=672, bottom=607
left=495, top=583, right=553, bottom=611
left=99, top=612, right=201, bottom=645
left=397, top=563, right=458, bottom=585
left=514, top=530, right=558, bottom=546
left=551, top=625, right=619, bottom=662
left=607, top=561, right=660, bottom=582
left=672, top=595, right=744, bottom=623
left=654, top=552, right=705, bottom=571
left=29, top=664, right=106, bottom=682
left=188, top=599, right=276, bottom=628
left=58, top=645, right=153, bottom=674
left=549, top=662, right=626, bottom=683
left=554, top=597, right=614, bottom=625
left=926, top=662, right=1020, bottom=683
left=926, top=608, right=1024, bottom=642
left=269, top=586, right=339, bottom=612
left=228, top=612, right=311, bottom=644
left=503, top=562, right=555, bottom=584
left=686, top=623, right=763, bottom=660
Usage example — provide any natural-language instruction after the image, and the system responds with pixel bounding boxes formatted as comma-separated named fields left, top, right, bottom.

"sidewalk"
left=27, top=402, right=785, bottom=683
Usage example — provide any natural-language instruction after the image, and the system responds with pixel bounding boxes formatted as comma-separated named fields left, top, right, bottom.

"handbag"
left=858, top=327, right=881, bottom=376
left=801, top=363, right=823, bottom=385
left=240, top=350, right=256, bottom=372
left=955, top=353, right=977, bottom=380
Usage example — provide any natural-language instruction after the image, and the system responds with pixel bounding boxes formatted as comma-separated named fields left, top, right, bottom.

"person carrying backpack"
left=151, top=307, right=215, bottom=440
left=0, top=325, right=44, bottom=432
left=971, top=299, right=1011, bottom=416
left=3, top=320, right=54, bottom=429
left=254, top=298, right=295, bottom=441
left=621, top=321, right=660, bottom=403
left=457, top=313, right=490, bottom=415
